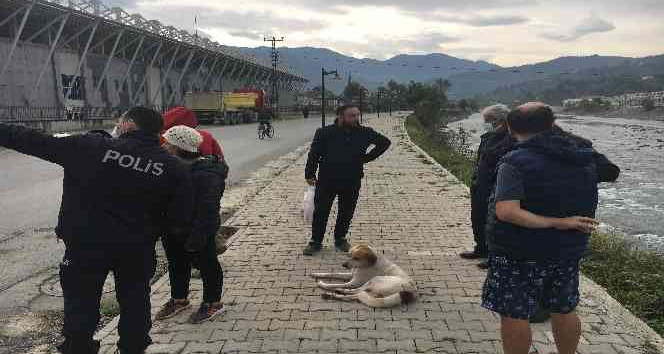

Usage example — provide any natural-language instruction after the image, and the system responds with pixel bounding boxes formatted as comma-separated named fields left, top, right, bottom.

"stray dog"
left=311, top=244, right=417, bottom=308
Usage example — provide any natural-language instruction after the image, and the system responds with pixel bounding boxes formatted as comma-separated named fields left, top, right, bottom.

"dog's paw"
left=321, top=292, right=334, bottom=300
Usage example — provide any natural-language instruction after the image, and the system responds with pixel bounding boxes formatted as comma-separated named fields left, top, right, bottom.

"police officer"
left=0, top=107, right=193, bottom=354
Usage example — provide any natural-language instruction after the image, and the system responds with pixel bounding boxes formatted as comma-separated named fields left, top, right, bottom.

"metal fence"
left=0, top=106, right=187, bottom=122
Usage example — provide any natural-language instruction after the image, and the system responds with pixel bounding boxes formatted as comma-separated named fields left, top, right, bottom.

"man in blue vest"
left=482, top=102, right=599, bottom=354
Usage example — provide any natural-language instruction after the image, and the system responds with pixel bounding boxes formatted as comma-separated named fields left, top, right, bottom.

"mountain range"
left=237, top=46, right=664, bottom=102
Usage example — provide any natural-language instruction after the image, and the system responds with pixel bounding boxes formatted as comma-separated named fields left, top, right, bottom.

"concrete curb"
left=402, top=113, right=664, bottom=352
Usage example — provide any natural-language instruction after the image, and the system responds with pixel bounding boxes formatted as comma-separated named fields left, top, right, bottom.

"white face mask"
left=110, top=125, right=121, bottom=138
left=483, top=122, right=496, bottom=132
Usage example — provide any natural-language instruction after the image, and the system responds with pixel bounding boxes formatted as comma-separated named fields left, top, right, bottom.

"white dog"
left=311, top=244, right=417, bottom=308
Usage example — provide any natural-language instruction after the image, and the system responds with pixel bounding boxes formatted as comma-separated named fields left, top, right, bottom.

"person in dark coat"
left=461, top=104, right=512, bottom=261
left=303, top=104, right=391, bottom=255
left=0, top=107, right=193, bottom=354
left=481, top=102, right=601, bottom=354
left=156, top=125, right=229, bottom=324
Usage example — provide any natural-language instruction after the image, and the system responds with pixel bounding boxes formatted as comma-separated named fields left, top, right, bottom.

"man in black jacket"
left=461, top=104, right=512, bottom=262
left=303, top=105, right=391, bottom=255
left=0, top=107, right=193, bottom=354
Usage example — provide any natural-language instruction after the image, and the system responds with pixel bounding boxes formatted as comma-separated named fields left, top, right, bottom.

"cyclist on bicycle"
left=257, top=109, right=273, bottom=132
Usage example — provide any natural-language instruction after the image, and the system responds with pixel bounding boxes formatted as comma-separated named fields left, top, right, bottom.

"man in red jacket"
left=161, top=107, right=225, bottom=160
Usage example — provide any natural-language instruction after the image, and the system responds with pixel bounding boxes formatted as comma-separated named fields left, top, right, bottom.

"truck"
left=184, top=89, right=270, bottom=125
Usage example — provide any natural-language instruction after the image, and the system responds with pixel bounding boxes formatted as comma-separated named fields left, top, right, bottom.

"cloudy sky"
left=115, top=0, right=664, bottom=66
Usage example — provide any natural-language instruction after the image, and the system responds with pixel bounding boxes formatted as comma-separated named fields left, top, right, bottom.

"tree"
left=342, top=82, right=367, bottom=103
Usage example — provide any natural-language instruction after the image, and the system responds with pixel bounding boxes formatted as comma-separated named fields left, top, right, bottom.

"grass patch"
left=99, top=298, right=120, bottom=317
left=405, top=113, right=473, bottom=186
left=405, top=113, right=664, bottom=337
left=582, top=232, right=664, bottom=335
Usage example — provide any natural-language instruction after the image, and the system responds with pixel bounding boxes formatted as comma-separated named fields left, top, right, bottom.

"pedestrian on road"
left=303, top=105, right=391, bottom=255
left=161, top=106, right=226, bottom=161
left=156, top=125, right=228, bottom=324
left=303, top=105, right=310, bottom=119
left=460, top=104, right=512, bottom=264
left=0, top=107, right=194, bottom=354
left=481, top=103, right=600, bottom=354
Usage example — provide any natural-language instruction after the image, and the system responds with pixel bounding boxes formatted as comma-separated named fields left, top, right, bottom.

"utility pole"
left=264, top=36, right=284, bottom=116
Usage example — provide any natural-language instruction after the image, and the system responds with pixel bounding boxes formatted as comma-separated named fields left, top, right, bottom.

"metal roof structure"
left=0, top=0, right=307, bottom=112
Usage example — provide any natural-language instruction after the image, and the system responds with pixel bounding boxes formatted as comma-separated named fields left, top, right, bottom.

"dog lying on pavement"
left=311, top=244, right=417, bottom=308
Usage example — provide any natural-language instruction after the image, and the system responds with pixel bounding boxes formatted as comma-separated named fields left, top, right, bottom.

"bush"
left=414, top=100, right=442, bottom=129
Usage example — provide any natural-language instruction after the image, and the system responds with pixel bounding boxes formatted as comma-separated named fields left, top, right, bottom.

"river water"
left=449, top=114, right=664, bottom=253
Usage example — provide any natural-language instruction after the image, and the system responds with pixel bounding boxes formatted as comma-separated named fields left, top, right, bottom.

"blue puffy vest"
left=486, top=131, right=599, bottom=261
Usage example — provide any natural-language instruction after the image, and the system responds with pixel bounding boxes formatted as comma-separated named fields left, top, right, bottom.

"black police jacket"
left=305, top=123, right=391, bottom=183
left=0, top=124, right=193, bottom=247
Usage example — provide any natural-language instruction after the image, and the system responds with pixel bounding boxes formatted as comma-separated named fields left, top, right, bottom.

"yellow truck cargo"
left=184, top=89, right=268, bottom=125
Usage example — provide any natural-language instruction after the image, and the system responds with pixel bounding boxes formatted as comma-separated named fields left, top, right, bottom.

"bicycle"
left=258, top=122, right=275, bottom=139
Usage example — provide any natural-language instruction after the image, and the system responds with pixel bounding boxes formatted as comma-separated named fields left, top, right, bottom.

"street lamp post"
left=376, top=89, right=381, bottom=119
left=359, top=88, right=369, bottom=124
left=321, top=67, right=339, bottom=128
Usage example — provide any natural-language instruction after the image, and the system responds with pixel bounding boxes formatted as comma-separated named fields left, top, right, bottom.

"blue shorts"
left=481, top=255, right=581, bottom=320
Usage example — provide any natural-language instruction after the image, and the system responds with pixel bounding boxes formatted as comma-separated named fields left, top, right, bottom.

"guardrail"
left=0, top=105, right=315, bottom=122
left=0, top=106, right=183, bottom=122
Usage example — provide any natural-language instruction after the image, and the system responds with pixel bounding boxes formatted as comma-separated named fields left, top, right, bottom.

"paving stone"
left=233, top=320, right=271, bottom=331
left=209, top=329, right=249, bottom=342
left=181, top=341, right=226, bottom=354
left=261, top=339, right=300, bottom=353
left=338, top=339, right=377, bottom=352
left=283, top=329, right=320, bottom=340
left=431, top=329, right=471, bottom=342
left=304, top=320, right=339, bottom=330
left=321, top=328, right=358, bottom=340
left=376, top=320, right=412, bottom=331
left=268, top=319, right=305, bottom=330
left=299, top=339, right=338, bottom=352
left=145, top=342, right=188, bottom=354
left=376, top=339, right=416, bottom=352
left=396, top=329, right=433, bottom=341
left=220, top=339, right=263, bottom=353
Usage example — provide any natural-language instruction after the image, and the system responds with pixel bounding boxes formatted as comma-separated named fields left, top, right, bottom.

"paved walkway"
left=97, top=114, right=663, bottom=354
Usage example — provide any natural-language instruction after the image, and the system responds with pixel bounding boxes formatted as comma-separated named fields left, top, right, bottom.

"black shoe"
left=530, top=307, right=551, bottom=323
left=335, top=240, right=351, bottom=252
left=57, top=339, right=100, bottom=354
left=303, top=244, right=321, bottom=256
left=477, top=260, right=489, bottom=269
left=459, top=249, right=488, bottom=260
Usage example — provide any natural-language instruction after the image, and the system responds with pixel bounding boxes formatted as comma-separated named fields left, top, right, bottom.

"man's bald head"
left=507, top=102, right=555, bottom=136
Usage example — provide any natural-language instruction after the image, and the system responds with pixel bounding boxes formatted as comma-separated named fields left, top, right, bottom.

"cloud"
left=540, top=17, right=616, bottom=42
left=331, top=32, right=461, bottom=59
left=424, top=13, right=530, bottom=27
left=299, top=0, right=535, bottom=12
left=228, top=30, right=262, bottom=40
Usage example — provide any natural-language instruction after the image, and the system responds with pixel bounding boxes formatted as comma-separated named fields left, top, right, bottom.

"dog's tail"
left=358, top=291, right=417, bottom=308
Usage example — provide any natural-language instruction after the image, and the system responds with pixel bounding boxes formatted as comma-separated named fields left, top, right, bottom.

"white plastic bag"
left=302, top=186, right=316, bottom=224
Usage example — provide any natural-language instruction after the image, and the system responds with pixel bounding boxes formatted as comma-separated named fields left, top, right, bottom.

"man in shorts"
left=482, top=102, right=599, bottom=354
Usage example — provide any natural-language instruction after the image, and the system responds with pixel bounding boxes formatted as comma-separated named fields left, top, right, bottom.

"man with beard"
left=303, top=105, right=391, bottom=255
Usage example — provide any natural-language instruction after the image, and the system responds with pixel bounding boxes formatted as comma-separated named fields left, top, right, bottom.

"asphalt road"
left=0, top=116, right=321, bottom=294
